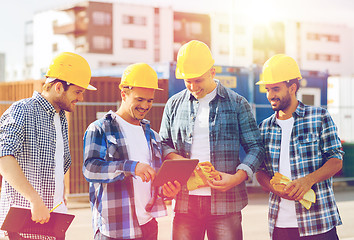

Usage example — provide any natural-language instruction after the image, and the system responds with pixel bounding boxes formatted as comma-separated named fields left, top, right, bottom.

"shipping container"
left=0, top=77, right=168, bottom=195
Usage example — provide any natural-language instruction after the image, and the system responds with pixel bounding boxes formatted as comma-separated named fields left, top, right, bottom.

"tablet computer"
left=152, top=159, right=199, bottom=187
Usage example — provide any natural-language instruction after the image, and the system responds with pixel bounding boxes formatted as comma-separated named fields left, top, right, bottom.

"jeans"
left=94, top=218, right=158, bottom=240
left=273, top=227, right=339, bottom=240
left=172, top=195, right=243, bottom=240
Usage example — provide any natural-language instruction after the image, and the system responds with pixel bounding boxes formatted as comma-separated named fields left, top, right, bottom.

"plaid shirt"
left=259, top=101, right=344, bottom=237
left=83, top=111, right=167, bottom=239
left=159, top=81, right=264, bottom=215
left=0, top=91, right=71, bottom=239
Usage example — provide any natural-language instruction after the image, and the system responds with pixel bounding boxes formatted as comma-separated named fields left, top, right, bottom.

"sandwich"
left=187, top=162, right=221, bottom=191
left=270, top=172, right=316, bottom=210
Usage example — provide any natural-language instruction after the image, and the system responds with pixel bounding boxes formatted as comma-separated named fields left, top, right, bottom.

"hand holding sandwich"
left=270, top=173, right=316, bottom=209
left=284, top=175, right=315, bottom=201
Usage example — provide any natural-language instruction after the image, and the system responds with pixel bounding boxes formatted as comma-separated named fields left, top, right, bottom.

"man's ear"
left=121, top=89, right=126, bottom=101
left=210, top=67, right=216, bottom=78
left=289, top=83, right=297, bottom=95
left=54, top=82, right=64, bottom=94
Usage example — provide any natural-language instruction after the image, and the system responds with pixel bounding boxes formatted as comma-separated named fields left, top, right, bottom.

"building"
left=209, top=13, right=253, bottom=67
left=285, top=21, right=353, bottom=76
left=25, top=1, right=174, bottom=79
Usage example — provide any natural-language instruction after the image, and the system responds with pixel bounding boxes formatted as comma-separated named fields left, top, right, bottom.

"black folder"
left=1, top=206, right=75, bottom=237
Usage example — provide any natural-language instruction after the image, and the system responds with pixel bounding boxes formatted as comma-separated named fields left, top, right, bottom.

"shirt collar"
left=33, top=91, right=65, bottom=116
left=105, top=110, right=151, bottom=126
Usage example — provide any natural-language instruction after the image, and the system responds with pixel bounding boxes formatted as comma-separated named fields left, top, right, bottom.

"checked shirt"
left=83, top=111, right=167, bottom=239
left=159, top=80, right=264, bottom=215
left=259, top=101, right=344, bottom=238
left=0, top=91, right=71, bottom=239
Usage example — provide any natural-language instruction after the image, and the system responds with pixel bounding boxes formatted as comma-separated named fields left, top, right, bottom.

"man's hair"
left=121, top=86, right=133, bottom=95
left=43, top=79, right=70, bottom=92
left=285, top=78, right=300, bottom=94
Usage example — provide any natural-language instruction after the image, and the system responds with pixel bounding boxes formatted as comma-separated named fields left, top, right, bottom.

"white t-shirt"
left=275, top=117, right=298, bottom=228
left=53, top=113, right=68, bottom=213
left=190, top=87, right=217, bottom=196
left=115, top=113, right=152, bottom=225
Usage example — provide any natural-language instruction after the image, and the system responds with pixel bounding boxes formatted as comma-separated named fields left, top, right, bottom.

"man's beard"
left=271, top=94, right=291, bottom=112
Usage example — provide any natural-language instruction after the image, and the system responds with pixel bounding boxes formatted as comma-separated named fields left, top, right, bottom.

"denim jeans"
left=172, top=195, right=243, bottom=240
left=273, top=227, right=339, bottom=240
left=94, top=218, right=158, bottom=240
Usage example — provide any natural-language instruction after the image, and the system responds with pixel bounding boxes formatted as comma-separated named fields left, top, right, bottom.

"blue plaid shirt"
left=259, top=101, right=344, bottom=237
left=83, top=111, right=167, bottom=239
left=159, top=81, right=264, bottom=215
left=0, top=91, right=71, bottom=239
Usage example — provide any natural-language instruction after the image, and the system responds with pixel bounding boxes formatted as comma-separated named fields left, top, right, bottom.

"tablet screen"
left=152, top=159, right=199, bottom=187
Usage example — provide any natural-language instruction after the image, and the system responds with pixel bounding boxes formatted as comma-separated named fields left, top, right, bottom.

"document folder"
left=1, top=206, right=75, bottom=237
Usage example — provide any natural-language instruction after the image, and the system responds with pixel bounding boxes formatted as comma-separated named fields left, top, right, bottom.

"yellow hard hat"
left=256, top=54, right=302, bottom=85
left=46, top=52, right=96, bottom=90
left=119, top=63, right=162, bottom=90
left=175, top=40, right=215, bottom=79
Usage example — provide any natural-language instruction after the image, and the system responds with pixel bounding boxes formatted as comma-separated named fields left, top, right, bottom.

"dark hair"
left=285, top=78, right=300, bottom=94
left=43, top=79, right=70, bottom=92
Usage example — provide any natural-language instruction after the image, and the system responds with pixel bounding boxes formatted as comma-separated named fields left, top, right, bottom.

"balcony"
left=53, top=19, right=88, bottom=35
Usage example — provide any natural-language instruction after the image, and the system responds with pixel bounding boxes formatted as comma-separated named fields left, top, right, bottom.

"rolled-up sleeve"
left=0, top=103, right=25, bottom=158
left=321, top=109, right=344, bottom=160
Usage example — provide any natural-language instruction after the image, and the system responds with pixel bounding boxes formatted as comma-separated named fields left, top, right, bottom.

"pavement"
left=65, top=184, right=354, bottom=240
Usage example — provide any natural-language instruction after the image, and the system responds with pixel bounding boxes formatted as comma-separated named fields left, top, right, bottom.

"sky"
left=1, top=0, right=354, bottom=69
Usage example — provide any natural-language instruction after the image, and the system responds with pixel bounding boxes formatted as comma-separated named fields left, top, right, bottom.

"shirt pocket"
left=296, top=133, right=320, bottom=160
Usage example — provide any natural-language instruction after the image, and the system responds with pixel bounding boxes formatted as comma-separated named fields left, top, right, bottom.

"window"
left=219, top=24, right=229, bottom=33
left=92, top=11, right=111, bottom=26
left=123, top=15, right=146, bottom=25
left=174, top=20, right=182, bottom=31
left=186, top=22, right=202, bottom=35
left=328, top=34, right=340, bottom=42
left=307, top=32, right=340, bottom=43
left=52, top=43, right=58, bottom=52
left=219, top=45, right=229, bottom=55
left=123, top=39, right=147, bottom=49
left=307, top=53, right=340, bottom=62
left=93, top=36, right=111, bottom=50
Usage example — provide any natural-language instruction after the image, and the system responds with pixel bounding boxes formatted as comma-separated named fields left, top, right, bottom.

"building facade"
left=25, top=1, right=174, bottom=79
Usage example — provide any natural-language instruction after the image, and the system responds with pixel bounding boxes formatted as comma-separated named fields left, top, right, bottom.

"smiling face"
left=184, top=68, right=217, bottom=99
left=119, top=87, right=155, bottom=125
left=265, top=82, right=293, bottom=112
left=43, top=81, right=86, bottom=113
left=55, top=84, right=85, bottom=112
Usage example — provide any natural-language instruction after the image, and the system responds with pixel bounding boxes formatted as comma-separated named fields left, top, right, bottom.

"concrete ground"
left=65, top=185, right=354, bottom=240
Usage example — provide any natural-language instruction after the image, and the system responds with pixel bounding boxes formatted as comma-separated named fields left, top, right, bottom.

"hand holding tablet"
left=152, top=159, right=199, bottom=187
